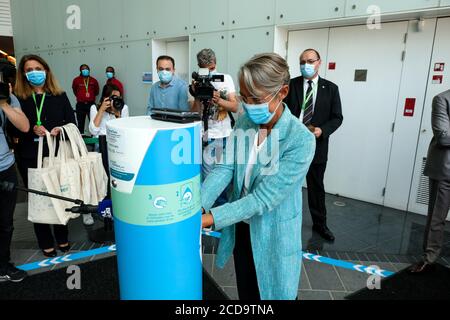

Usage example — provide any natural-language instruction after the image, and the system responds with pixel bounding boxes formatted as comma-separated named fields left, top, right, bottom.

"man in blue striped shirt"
left=146, top=56, right=189, bottom=115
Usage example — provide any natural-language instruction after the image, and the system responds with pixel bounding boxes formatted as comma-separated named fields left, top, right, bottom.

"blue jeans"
left=202, top=137, right=229, bottom=207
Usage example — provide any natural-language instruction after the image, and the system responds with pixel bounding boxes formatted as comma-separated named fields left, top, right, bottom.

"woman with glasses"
left=201, top=53, right=316, bottom=300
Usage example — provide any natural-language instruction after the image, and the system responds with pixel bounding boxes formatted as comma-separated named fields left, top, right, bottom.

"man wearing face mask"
left=105, top=66, right=124, bottom=97
left=284, top=48, right=343, bottom=242
left=72, top=64, right=100, bottom=134
left=146, top=56, right=189, bottom=115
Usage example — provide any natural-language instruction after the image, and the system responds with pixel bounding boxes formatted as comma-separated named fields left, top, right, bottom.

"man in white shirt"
left=191, top=49, right=239, bottom=205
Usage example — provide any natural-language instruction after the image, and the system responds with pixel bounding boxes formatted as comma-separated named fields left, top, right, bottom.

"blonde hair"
left=239, top=53, right=290, bottom=98
left=15, top=54, right=64, bottom=100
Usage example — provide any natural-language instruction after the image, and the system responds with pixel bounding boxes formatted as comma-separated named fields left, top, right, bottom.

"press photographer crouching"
left=89, top=84, right=128, bottom=203
left=89, top=84, right=129, bottom=140
left=0, top=69, right=30, bottom=282
left=190, top=49, right=238, bottom=207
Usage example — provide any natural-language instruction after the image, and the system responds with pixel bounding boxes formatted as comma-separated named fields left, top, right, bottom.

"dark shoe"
left=409, top=261, right=435, bottom=274
left=313, top=225, right=335, bottom=242
left=0, top=263, right=28, bottom=283
left=58, top=243, right=71, bottom=253
left=42, top=249, right=57, bottom=258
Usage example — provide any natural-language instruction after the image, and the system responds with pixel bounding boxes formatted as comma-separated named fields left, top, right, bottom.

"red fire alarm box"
left=328, top=62, right=336, bottom=70
left=404, top=98, right=416, bottom=117
left=432, top=75, right=443, bottom=84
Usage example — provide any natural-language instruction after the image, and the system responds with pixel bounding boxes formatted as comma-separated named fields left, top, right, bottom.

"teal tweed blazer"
left=201, top=105, right=316, bottom=300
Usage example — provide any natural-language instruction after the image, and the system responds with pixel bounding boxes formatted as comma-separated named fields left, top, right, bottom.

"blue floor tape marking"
left=18, top=245, right=116, bottom=272
left=17, top=230, right=395, bottom=278
left=201, top=230, right=395, bottom=278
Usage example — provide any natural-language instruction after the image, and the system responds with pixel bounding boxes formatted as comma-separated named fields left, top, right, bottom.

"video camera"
left=190, top=68, right=224, bottom=101
left=0, top=59, right=16, bottom=102
left=109, top=95, right=125, bottom=112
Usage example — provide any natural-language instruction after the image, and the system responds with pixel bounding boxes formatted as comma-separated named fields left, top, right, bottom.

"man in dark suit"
left=284, top=49, right=343, bottom=242
left=410, top=89, right=450, bottom=273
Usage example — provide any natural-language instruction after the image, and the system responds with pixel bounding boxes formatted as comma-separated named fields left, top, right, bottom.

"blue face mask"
left=106, top=72, right=114, bottom=79
left=300, top=63, right=316, bottom=79
left=158, top=70, right=173, bottom=84
left=81, top=69, right=90, bottom=77
left=242, top=89, right=282, bottom=125
left=26, top=71, right=46, bottom=87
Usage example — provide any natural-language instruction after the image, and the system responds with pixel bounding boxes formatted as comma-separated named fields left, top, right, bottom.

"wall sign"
left=403, top=98, right=416, bottom=117
left=432, top=75, right=443, bottom=84
left=434, top=63, right=445, bottom=72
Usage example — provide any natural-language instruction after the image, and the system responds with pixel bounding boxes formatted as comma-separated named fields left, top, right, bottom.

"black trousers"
left=423, top=178, right=450, bottom=263
left=76, top=102, right=94, bottom=134
left=33, top=223, right=68, bottom=250
left=0, top=164, right=18, bottom=266
left=306, top=162, right=328, bottom=228
left=16, top=156, right=69, bottom=250
left=233, top=222, right=261, bottom=300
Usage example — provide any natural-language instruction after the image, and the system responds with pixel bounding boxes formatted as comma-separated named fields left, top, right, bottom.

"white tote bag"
left=63, top=123, right=108, bottom=204
left=55, top=128, right=82, bottom=207
left=28, top=132, right=73, bottom=225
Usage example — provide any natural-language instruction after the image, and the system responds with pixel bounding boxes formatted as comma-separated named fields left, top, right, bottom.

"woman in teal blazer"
left=201, top=53, right=316, bottom=300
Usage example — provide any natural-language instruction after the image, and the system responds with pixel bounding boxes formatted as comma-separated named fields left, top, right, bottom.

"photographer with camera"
left=146, top=56, right=189, bottom=115
left=89, top=84, right=129, bottom=138
left=191, top=49, right=238, bottom=194
left=0, top=69, right=30, bottom=283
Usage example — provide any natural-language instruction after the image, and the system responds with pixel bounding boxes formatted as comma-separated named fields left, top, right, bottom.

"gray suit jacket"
left=424, top=89, right=450, bottom=180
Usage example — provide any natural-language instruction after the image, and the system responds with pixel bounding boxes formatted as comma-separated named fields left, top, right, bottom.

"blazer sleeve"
left=61, top=92, right=76, bottom=125
left=210, top=130, right=316, bottom=231
left=432, top=94, right=450, bottom=147
left=321, top=84, right=343, bottom=139
left=284, top=79, right=300, bottom=117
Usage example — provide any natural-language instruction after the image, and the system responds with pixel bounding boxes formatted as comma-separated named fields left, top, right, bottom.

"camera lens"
left=110, top=95, right=124, bottom=112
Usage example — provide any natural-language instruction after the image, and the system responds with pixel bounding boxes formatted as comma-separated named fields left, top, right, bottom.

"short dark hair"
left=156, top=56, right=175, bottom=69
left=80, top=64, right=90, bottom=71
left=301, top=49, right=321, bottom=60
left=106, top=66, right=115, bottom=72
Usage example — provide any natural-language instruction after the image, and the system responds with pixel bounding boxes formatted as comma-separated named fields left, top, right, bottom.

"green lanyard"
left=32, top=92, right=46, bottom=126
left=84, top=78, right=90, bottom=93
left=301, top=84, right=316, bottom=112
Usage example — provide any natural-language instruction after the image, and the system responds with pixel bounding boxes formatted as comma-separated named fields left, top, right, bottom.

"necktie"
left=303, top=80, right=314, bottom=126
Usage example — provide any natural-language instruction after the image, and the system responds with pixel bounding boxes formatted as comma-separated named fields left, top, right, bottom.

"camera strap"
left=32, top=92, right=46, bottom=126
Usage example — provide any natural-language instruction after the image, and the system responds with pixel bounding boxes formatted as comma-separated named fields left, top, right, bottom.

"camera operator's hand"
left=33, top=125, right=47, bottom=137
left=212, top=90, right=221, bottom=105
left=99, top=97, right=111, bottom=113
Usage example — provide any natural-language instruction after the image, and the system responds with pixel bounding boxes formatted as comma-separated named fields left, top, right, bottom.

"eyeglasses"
left=237, top=95, right=267, bottom=105
left=300, top=59, right=320, bottom=65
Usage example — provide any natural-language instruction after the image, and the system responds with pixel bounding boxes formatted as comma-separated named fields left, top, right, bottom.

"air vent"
left=0, top=0, right=12, bottom=36
left=416, top=158, right=429, bottom=206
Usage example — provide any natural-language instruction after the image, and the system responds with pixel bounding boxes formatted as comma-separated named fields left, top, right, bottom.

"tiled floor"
left=6, top=189, right=450, bottom=300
